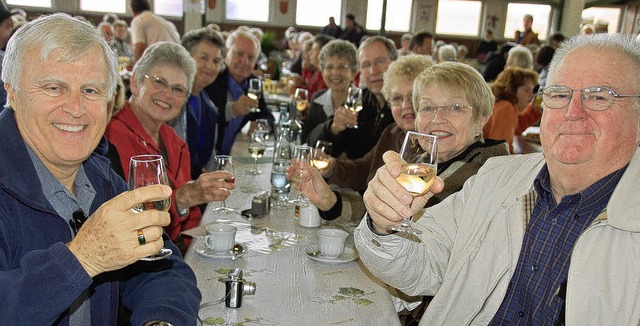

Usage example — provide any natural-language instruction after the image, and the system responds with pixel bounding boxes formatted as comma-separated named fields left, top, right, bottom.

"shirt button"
left=519, top=311, right=525, bottom=317
left=371, top=239, right=381, bottom=247
left=530, top=265, right=538, bottom=272
left=551, top=218, right=557, bottom=224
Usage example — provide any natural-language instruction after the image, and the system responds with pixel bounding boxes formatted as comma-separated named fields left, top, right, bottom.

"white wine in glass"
left=311, top=140, right=332, bottom=171
left=248, top=78, right=262, bottom=113
left=128, top=154, right=173, bottom=261
left=344, top=86, right=363, bottom=129
left=211, top=155, right=237, bottom=213
left=294, top=88, right=309, bottom=113
left=387, top=131, right=438, bottom=235
left=247, top=130, right=267, bottom=175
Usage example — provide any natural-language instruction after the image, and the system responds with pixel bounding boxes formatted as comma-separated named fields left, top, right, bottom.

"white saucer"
left=193, top=242, right=247, bottom=260
left=304, top=245, right=358, bottom=264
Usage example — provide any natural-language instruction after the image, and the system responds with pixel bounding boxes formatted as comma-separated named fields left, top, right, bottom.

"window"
left=80, top=0, right=125, bottom=14
left=6, top=0, right=50, bottom=7
left=154, top=0, right=183, bottom=17
left=366, top=0, right=412, bottom=32
left=504, top=3, right=551, bottom=40
left=435, top=0, right=482, bottom=36
left=582, top=7, right=621, bottom=33
left=226, top=0, right=269, bottom=22
left=296, top=0, right=341, bottom=27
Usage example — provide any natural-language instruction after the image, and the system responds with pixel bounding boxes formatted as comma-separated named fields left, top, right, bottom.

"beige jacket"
left=355, top=151, right=640, bottom=325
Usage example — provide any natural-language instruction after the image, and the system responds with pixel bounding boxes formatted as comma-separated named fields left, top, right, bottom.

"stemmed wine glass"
left=128, top=154, right=173, bottom=261
left=312, top=140, right=332, bottom=171
left=247, top=78, right=262, bottom=113
left=344, top=86, right=363, bottom=129
left=288, top=145, right=312, bottom=206
left=210, top=155, right=237, bottom=214
left=247, top=130, right=267, bottom=175
left=387, top=131, right=438, bottom=235
left=270, top=159, right=290, bottom=208
left=294, top=88, right=309, bottom=113
left=255, top=118, right=271, bottom=142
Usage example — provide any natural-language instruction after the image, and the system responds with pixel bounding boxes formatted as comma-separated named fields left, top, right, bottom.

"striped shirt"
left=490, top=164, right=627, bottom=325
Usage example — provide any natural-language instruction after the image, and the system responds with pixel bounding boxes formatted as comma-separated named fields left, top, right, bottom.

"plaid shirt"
left=490, top=164, right=627, bottom=325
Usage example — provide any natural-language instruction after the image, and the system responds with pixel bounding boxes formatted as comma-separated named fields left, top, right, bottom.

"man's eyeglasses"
left=389, top=93, right=412, bottom=107
left=143, top=75, right=190, bottom=99
left=69, top=209, right=88, bottom=235
left=542, top=85, right=640, bottom=111
left=418, top=104, right=473, bottom=119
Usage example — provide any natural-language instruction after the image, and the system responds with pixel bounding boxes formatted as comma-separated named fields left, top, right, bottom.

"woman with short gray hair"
left=105, top=41, right=232, bottom=253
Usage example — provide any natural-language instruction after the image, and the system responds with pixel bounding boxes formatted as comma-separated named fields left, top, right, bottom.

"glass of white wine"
left=247, top=130, right=267, bottom=175
left=387, top=131, right=438, bottom=235
left=294, top=88, right=309, bottom=113
left=210, top=155, right=237, bottom=214
left=128, top=154, right=173, bottom=261
left=247, top=78, right=263, bottom=113
left=344, top=86, right=363, bottom=129
left=312, top=140, right=332, bottom=171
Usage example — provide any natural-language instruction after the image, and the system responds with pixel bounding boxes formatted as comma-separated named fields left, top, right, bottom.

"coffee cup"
left=299, top=205, right=321, bottom=228
left=204, top=223, right=237, bottom=254
left=317, top=228, right=348, bottom=259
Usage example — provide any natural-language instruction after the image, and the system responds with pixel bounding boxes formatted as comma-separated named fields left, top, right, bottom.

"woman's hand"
left=286, top=163, right=337, bottom=211
left=330, top=106, right=358, bottom=135
left=175, top=171, right=234, bottom=210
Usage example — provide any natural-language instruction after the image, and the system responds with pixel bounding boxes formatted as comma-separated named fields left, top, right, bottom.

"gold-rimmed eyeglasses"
left=143, top=74, right=190, bottom=99
left=542, top=85, right=640, bottom=111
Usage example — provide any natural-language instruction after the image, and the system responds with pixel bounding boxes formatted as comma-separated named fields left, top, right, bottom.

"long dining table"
left=183, top=134, right=402, bottom=326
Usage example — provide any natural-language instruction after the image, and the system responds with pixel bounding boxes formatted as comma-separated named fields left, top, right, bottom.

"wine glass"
left=247, top=78, right=262, bottom=113
left=312, top=140, right=332, bottom=171
left=128, top=154, right=173, bottom=261
left=255, top=118, right=271, bottom=142
left=288, top=145, right=312, bottom=206
left=247, top=130, right=267, bottom=175
left=294, top=88, right=309, bottom=113
left=387, top=131, right=438, bottom=235
left=344, top=86, right=363, bottom=129
left=211, top=155, right=237, bottom=214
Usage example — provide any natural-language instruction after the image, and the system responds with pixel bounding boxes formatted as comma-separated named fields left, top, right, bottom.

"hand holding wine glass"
left=387, top=131, right=438, bottom=235
left=312, top=140, right=332, bottom=171
left=247, top=78, right=263, bottom=113
left=128, top=154, right=173, bottom=260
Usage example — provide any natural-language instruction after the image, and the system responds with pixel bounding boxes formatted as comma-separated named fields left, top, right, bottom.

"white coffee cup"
left=317, top=228, right=348, bottom=259
left=299, top=205, right=321, bottom=228
left=204, top=223, right=237, bottom=254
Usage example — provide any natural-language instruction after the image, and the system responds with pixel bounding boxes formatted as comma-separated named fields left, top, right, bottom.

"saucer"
left=304, top=245, right=358, bottom=264
left=193, top=242, right=247, bottom=260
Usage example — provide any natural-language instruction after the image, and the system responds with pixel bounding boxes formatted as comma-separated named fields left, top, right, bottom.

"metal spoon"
left=231, top=244, right=244, bottom=261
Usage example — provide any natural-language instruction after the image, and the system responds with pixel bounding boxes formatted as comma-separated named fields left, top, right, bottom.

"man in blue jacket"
left=0, top=14, right=200, bottom=325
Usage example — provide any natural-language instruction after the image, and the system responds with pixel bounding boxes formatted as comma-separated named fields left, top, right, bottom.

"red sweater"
left=484, top=100, right=542, bottom=153
left=105, top=103, right=202, bottom=243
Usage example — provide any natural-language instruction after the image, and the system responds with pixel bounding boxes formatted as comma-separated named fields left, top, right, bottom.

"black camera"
left=224, top=269, right=256, bottom=308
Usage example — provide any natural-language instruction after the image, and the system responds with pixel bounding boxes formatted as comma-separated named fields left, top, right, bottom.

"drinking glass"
left=312, top=140, right=332, bottom=171
left=211, top=155, right=237, bottom=214
left=247, top=78, right=263, bottom=113
left=255, top=118, right=271, bottom=142
left=288, top=145, right=312, bottom=206
left=128, top=154, right=173, bottom=261
left=387, top=131, right=438, bottom=235
left=294, top=88, right=309, bottom=113
left=344, top=86, right=363, bottom=129
left=247, top=130, right=267, bottom=175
